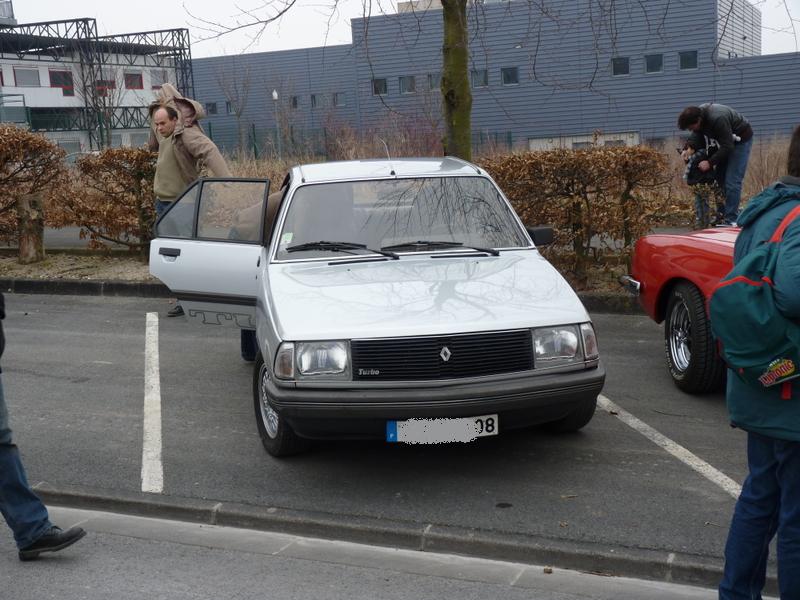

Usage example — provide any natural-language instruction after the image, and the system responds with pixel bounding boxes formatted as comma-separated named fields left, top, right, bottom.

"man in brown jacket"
left=148, top=84, right=231, bottom=316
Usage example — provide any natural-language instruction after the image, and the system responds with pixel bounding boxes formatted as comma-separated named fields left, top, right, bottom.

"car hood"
left=266, top=251, right=589, bottom=340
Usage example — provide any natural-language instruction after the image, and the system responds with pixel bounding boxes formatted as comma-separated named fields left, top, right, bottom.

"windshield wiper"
left=286, top=241, right=398, bottom=259
left=381, top=240, right=499, bottom=256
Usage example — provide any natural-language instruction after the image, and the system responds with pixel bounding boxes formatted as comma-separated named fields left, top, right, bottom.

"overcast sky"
left=13, top=0, right=800, bottom=58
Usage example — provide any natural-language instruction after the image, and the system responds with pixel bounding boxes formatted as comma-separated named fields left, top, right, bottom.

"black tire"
left=253, top=353, right=307, bottom=457
left=664, top=282, right=726, bottom=394
left=240, top=329, right=257, bottom=362
left=543, top=396, right=597, bottom=433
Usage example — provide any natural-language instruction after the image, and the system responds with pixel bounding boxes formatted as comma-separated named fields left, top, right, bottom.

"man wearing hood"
left=718, top=125, right=800, bottom=599
left=148, top=84, right=232, bottom=317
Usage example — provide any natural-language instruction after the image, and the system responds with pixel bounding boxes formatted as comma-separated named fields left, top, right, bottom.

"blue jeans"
left=719, top=431, right=800, bottom=599
left=0, top=377, right=52, bottom=549
left=717, top=138, right=753, bottom=223
left=155, top=199, right=173, bottom=220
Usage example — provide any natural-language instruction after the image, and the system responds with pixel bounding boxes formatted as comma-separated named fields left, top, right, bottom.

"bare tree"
left=215, top=60, right=252, bottom=152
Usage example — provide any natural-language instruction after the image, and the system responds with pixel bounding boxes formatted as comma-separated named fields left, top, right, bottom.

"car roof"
left=293, top=157, right=483, bottom=184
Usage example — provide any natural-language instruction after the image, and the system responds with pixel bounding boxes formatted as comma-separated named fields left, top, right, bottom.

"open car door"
left=149, top=178, right=270, bottom=329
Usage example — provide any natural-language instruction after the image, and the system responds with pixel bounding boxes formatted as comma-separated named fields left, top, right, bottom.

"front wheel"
left=253, top=353, right=307, bottom=457
left=664, top=282, right=726, bottom=394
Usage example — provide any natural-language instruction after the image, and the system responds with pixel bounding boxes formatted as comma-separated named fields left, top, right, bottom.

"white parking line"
left=142, top=312, right=164, bottom=494
left=597, top=395, right=742, bottom=499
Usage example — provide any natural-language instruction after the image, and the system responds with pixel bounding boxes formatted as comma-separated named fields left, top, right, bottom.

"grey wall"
left=192, top=0, right=798, bottom=154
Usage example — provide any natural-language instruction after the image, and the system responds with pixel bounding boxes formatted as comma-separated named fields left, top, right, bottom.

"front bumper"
left=268, top=364, right=606, bottom=439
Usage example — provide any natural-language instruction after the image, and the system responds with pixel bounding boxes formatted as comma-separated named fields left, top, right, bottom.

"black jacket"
left=687, top=103, right=753, bottom=167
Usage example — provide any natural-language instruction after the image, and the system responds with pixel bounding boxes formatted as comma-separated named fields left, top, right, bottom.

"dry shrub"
left=480, top=146, right=674, bottom=284
left=0, top=125, right=66, bottom=241
left=48, top=148, right=156, bottom=254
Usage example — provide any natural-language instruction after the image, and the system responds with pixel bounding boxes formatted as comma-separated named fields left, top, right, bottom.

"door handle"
left=159, top=247, right=181, bottom=257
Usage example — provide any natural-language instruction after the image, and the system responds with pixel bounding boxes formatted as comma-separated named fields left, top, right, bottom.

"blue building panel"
left=191, top=0, right=798, bottom=155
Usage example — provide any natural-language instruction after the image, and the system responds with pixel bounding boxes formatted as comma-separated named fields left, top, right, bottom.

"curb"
left=33, top=481, right=771, bottom=592
left=0, top=277, right=641, bottom=314
left=0, top=278, right=171, bottom=298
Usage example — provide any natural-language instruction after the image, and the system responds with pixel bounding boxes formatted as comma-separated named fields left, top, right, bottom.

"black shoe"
left=19, top=526, right=86, bottom=561
left=167, top=304, right=184, bottom=317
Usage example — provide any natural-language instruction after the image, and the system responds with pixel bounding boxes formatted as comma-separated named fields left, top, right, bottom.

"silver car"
left=150, top=157, right=605, bottom=456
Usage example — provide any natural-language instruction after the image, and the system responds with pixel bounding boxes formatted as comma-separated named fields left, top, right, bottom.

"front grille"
left=351, top=329, right=533, bottom=381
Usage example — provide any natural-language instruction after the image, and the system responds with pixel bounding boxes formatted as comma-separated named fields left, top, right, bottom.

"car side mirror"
left=526, top=226, right=554, bottom=247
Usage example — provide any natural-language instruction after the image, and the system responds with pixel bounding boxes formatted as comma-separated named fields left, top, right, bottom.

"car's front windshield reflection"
left=275, top=177, right=528, bottom=260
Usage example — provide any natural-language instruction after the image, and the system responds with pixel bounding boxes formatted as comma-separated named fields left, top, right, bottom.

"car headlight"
left=274, top=340, right=350, bottom=380
left=297, top=341, right=349, bottom=375
left=533, top=325, right=581, bottom=369
left=580, top=322, right=599, bottom=361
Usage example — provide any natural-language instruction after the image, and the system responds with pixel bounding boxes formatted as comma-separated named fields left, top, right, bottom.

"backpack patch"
left=709, top=203, right=800, bottom=389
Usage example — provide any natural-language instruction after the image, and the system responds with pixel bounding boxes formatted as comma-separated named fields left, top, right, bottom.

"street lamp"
left=272, top=89, right=282, bottom=161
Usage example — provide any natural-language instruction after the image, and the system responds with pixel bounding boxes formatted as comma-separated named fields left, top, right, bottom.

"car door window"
left=197, top=180, right=268, bottom=242
left=157, top=183, right=199, bottom=239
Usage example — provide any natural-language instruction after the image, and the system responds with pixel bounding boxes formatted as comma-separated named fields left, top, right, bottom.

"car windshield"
left=275, top=176, right=528, bottom=260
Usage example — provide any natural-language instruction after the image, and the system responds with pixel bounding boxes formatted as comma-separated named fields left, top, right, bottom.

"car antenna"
left=377, top=137, right=396, bottom=176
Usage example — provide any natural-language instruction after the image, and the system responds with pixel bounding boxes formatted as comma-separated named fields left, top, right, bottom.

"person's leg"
left=722, top=138, right=753, bottom=224
left=719, top=432, right=780, bottom=599
left=155, top=199, right=172, bottom=221
left=775, top=439, right=800, bottom=599
left=693, top=191, right=706, bottom=228
left=0, top=378, right=52, bottom=549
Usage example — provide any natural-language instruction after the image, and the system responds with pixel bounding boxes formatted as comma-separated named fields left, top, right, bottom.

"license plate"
left=386, top=414, right=499, bottom=444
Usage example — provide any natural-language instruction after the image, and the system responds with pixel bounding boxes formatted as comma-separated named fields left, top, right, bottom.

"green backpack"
left=709, top=203, right=800, bottom=397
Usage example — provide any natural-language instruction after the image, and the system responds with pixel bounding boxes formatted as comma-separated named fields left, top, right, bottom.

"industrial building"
left=0, top=0, right=192, bottom=152
left=191, top=0, right=799, bottom=155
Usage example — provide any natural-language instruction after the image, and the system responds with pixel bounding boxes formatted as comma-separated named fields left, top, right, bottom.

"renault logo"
left=439, top=346, right=452, bottom=362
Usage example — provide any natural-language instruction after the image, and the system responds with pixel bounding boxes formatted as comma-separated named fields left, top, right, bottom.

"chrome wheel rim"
left=259, top=366, right=279, bottom=439
left=668, top=299, right=692, bottom=372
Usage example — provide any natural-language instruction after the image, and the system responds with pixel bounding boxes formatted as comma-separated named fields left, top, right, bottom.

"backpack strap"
left=769, top=203, right=800, bottom=243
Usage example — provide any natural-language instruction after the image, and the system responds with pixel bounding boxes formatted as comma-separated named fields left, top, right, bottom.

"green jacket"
left=726, top=177, right=800, bottom=441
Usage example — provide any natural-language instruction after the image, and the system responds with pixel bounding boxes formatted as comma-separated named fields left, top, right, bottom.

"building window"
left=13, top=67, right=40, bottom=87
left=604, top=139, right=626, bottom=147
left=124, top=72, right=143, bottom=90
left=49, top=69, right=74, bottom=96
left=644, top=54, right=663, bottom=73
left=399, top=75, right=416, bottom=94
left=501, top=67, right=519, bottom=86
left=225, top=101, right=233, bottom=114
left=427, top=73, right=440, bottom=91
left=572, top=141, right=593, bottom=149
left=151, top=69, right=168, bottom=89
left=95, top=78, right=116, bottom=97
left=204, top=102, right=217, bottom=115
left=310, top=94, right=318, bottom=109
left=611, top=57, right=630, bottom=76
left=471, top=69, right=488, bottom=88
left=291, top=95, right=298, bottom=109
left=679, top=50, right=698, bottom=70
left=333, top=92, right=345, bottom=107
left=372, top=78, right=387, bottom=96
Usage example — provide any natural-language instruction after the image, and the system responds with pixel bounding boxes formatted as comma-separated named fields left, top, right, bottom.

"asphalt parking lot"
left=1, top=293, right=759, bottom=588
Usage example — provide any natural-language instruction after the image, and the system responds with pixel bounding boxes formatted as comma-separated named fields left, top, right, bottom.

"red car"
left=620, top=227, right=738, bottom=393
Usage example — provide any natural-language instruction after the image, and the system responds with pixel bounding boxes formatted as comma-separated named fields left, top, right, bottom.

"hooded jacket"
left=725, top=176, right=800, bottom=441
left=147, top=83, right=231, bottom=185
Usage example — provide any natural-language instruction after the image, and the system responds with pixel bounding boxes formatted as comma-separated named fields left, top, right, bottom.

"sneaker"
left=19, top=526, right=86, bottom=561
left=167, top=304, right=184, bottom=317
left=715, top=220, right=737, bottom=228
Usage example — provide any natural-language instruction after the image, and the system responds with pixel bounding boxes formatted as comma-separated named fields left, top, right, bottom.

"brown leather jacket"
left=147, top=83, right=232, bottom=182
